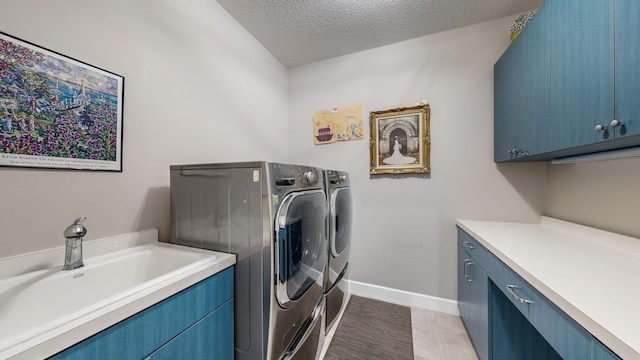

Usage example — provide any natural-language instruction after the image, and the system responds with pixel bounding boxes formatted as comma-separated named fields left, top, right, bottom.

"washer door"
left=276, top=189, right=327, bottom=308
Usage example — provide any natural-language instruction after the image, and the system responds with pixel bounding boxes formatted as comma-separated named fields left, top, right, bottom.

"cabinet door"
left=494, top=44, right=518, bottom=162
left=550, top=0, right=614, bottom=149
left=467, top=260, right=489, bottom=360
left=494, top=2, right=550, bottom=162
left=457, top=245, right=472, bottom=329
left=614, top=0, right=640, bottom=138
left=147, top=299, right=234, bottom=360
left=515, top=0, right=550, bottom=158
left=457, top=245, right=489, bottom=360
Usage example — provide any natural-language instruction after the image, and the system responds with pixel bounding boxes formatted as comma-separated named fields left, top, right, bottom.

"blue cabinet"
left=457, top=245, right=489, bottom=360
left=456, top=227, right=622, bottom=359
left=494, top=0, right=550, bottom=161
left=494, top=0, right=640, bottom=162
left=50, top=267, right=234, bottom=360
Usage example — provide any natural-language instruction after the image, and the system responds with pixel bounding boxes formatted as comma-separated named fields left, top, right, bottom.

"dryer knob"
left=304, top=170, right=316, bottom=184
left=339, top=175, right=347, bottom=183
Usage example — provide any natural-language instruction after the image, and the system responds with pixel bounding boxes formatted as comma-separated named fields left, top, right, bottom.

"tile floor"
left=411, top=307, right=478, bottom=360
left=321, top=296, right=478, bottom=360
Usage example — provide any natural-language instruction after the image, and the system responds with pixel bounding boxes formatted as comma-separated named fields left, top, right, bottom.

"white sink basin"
left=0, top=233, right=235, bottom=359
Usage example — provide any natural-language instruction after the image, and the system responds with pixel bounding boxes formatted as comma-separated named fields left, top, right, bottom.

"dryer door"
left=275, top=189, right=327, bottom=308
left=330, top=187, right=352, bottom=258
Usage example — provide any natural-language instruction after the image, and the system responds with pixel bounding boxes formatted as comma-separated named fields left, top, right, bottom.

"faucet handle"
left=64, top=217, right=87, bottom=239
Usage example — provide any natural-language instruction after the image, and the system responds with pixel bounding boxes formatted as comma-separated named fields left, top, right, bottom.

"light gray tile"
left=415, top=355, right=440, bottom=360
left=411, top=308, right=445, bottom=360
left=439, top=324, right=478, bottom=360
left=434, top=312, right=466, bottom=332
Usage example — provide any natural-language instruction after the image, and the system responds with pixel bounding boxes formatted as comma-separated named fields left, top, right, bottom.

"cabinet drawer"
left=456, top=227, right=490, bottom=271
left=146, top=299, right=234, bottom=360
left=489, top=257, right=590, bottom=360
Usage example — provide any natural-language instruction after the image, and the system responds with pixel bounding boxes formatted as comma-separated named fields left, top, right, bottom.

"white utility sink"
left=0, top=230, right=235, bottom=360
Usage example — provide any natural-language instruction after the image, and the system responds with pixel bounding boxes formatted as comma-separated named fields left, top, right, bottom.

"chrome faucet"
left=63, top=217, right=87, bottom=271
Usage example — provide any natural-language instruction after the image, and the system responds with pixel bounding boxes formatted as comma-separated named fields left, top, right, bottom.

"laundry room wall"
left=546, top=157, right=640, bottom=239
left=287, top=16, right=547, bottom=302
left=0, top=0, right=288, bottom=257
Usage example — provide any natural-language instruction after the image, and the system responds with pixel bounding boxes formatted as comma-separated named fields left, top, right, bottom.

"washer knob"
left=339, top=175, right=347, bottom=183
left=304, top=170, right=316, bottom=183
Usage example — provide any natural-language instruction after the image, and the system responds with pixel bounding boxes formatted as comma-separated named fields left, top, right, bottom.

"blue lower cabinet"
left=146, top=299, right=233, bottom=360
left=457, top=228, right=623, bottom=360
left=49, top=267, right=234, bottom=360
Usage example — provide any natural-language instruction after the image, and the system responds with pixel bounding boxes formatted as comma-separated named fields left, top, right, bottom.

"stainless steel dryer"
left=169, top=162, right=327, bottom=360
left=323, top=170, right=352, bottom=333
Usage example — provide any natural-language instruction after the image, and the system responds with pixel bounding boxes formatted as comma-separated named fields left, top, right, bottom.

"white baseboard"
left=348, top=280, right=460, bottom=316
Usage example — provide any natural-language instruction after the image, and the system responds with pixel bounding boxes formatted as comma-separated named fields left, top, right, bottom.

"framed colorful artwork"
left=369, top=104, right=430, bottom=175
left=0, top=31, right=124, bottom=171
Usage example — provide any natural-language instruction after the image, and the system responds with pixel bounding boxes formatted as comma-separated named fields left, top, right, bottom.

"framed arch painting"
left=369, top=104, right=430, bottom=175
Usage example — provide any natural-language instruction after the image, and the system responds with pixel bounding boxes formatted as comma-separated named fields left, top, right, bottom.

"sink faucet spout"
left=63, top=217, right=87, bottom=271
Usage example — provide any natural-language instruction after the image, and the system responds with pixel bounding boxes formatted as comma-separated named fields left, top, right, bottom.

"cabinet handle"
left=463, top=259, right=470, bottom=278
left=506, top=284, right=533, bottom=304
left=594, top=124, right=607, bottom=132
left=464, top=260, right=473, bottom=282
left=463, top=242, right=475, bottom=250
left=610, top=119, right=624, bottom=128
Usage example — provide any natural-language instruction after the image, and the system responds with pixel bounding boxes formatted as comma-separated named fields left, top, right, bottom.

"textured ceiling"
left=216, top=0, right=544, bottom=68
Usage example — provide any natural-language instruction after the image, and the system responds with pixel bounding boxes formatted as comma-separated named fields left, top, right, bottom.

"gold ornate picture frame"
left=369, top=104, right=430, bottom=175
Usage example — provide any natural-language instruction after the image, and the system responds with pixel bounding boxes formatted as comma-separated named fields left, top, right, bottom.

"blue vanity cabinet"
left=493, top=0, right=550, bottom=162
left=457, top=242, right=489, bottom=359
left=614, top=0, right=640, bottom=139
left=550, top=0, right=614, bottom=151
left=49, top=267, right=234, bottom=360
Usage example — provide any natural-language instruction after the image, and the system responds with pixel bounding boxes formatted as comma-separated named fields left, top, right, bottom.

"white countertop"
left=456, top=217, right=640, bottom=360
left=0, top=230, right=235, bottom=360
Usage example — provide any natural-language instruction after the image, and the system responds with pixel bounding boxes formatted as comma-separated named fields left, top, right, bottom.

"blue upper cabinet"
left=615, top=0, right=640, bottom=139
left=494, top=1, right=550, bottom=162
left=550, top=0, right=614, bottom=150
left=494, top=0, right=640, bottom=162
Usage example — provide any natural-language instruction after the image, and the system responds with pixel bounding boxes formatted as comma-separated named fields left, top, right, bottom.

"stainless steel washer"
left=169, top=162, right=327, bottom=360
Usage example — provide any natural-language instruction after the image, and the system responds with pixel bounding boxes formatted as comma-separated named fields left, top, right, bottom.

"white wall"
left=546, top=157, right=640, bottom=238
left=0, top=0, right=288, bottom=257
left=288, top=17, right=546, bottom=301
